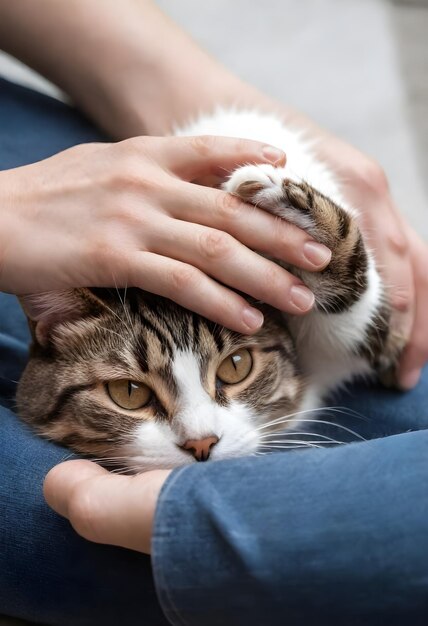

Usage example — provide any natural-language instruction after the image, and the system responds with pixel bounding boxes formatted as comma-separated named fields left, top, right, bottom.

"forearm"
left=0, top=0, right=281, bottom=138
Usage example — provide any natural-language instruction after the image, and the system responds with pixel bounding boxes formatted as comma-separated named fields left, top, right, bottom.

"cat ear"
left=19, top=288, right=108, bottom=347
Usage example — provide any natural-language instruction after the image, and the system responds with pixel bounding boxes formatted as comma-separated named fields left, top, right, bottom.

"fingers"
left=145, top=218, right=315, bottom=316
left=397, top=227, right=428, bottom=389
left=44, top=460, right=170, bottom=554
left=167, top=181, right=332, bottom=271
left=359, top=199, right=414, bottom=347
left=399, top=346, right=425, bottom=390
left=126, top=252, right=266, bottom=333
left=146, top=135, right=286, bottom=181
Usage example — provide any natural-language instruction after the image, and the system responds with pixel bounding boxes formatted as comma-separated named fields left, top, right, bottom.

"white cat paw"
left=223, top=164, right=287, bottom=208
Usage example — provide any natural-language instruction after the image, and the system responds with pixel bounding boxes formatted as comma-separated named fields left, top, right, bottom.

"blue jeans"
left=1, top=77, right=428, bottom=626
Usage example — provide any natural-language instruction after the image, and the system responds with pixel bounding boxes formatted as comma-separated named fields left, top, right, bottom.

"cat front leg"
left=225, top=164, right=404, bottom=386
left=225, top=164, right=370, bottom=314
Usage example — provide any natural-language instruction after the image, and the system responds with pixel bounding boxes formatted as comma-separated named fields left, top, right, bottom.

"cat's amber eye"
left=107, top=379, right=152, bottom=411
left=216, top=348, right=253, bottom=385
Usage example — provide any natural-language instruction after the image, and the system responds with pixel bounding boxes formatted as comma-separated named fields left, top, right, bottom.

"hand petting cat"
left=311, top=130, right=425, bottom=390
left=0, top=135, right=335, bottom=336
left=0, top=0, right=425, bottom=388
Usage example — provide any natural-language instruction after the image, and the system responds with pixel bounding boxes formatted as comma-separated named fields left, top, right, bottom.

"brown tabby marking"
left=17, top=175, right=402, bottom=464
left=17, top=291, right=302, bottom=458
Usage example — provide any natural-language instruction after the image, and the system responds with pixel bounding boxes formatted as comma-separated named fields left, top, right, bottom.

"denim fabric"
left=0, top=78, right=103, bottom=169
left=0, top=79, right=168, bottom=626
left=154, top=427, right=428, bottom=626
left=1, top=76, right=428, bottom=626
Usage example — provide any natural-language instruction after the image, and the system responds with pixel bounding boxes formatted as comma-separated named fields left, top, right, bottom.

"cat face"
left=17, top=289, right=303, bottom=471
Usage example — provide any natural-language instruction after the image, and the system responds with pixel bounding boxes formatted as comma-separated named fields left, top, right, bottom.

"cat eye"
left=107, top=379, right=152, bottom=410
left=216, top=348, right=253, bottom=384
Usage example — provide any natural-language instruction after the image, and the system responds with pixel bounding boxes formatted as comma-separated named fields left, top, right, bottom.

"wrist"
left=77, top=3, right=296, bottom=138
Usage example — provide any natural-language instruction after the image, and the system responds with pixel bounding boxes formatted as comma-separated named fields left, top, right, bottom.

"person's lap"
left=0, top=78, right=169, bottom=625
left=1, top=77, right=427, bottom=625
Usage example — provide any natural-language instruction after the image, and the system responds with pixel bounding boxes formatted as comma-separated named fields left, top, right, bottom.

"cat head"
left=17, top=288, right=303, bottom=471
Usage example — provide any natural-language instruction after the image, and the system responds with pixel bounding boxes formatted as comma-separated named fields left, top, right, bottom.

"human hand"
left=0, top=135, right=333, bottom=334
left=395, top=224, right=428, bottom=389
left=314, top=134, right=427, bottom=388
left=44, top=460, right=170, bottom=554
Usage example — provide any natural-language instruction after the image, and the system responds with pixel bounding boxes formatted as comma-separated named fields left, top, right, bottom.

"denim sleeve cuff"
left=151, top=466, right=194, bottom=626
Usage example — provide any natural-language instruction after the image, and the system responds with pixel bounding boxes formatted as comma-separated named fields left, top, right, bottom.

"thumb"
left=44, top=459, right=170, bottom=553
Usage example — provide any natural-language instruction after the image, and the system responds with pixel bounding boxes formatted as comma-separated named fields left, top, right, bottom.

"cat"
left=16, top=108, right=404, bottom=471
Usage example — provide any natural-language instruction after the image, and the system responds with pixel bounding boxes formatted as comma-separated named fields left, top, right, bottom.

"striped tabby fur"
left=16, top=109, right=404, bottom=470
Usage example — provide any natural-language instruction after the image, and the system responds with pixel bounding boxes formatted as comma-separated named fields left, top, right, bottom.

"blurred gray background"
left=0, top=0, right=427, bottom=624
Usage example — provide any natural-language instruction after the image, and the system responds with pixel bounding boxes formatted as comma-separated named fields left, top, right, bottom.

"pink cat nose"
left=181, top=436, right=219, bottom=462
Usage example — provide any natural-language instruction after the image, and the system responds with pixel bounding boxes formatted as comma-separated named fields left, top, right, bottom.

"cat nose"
left=181, top=436, right=219, bottom=462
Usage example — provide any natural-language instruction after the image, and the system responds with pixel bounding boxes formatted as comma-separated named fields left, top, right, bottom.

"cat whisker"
left=109, top=466, right=142, bottom=475
left=259, top=439, right=323, bottom=448
left=260, top=438, right=342, bottom=446
left=259, top=431, right=344, bottom=444
left=0, top=376, right=20, bottom=384
left=95, top=277, right=136, bottom=341
left=258, top=444, right=315, bottom=450
left=114, top=282, right=140, bottom=343
left=256, top=413, right=366, bottom=441
left=90, top=456, right=138, bottom=464
left=59, top=452, right=76, bottom=462
left=255, top=406, right=368, bottom=432
left=269, top=418, right=366, bottom=441
left=115, top=283, right=139, bottom=343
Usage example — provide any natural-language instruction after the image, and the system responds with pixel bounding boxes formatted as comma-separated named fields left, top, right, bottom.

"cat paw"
left=223, top=164, right=287, bottom=209
left=223, top=163, right=315, bottom=232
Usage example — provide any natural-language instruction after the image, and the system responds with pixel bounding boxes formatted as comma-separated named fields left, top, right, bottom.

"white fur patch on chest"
left=291, top=256, right=382, bottom=392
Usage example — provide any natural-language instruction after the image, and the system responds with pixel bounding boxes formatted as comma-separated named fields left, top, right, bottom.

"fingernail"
left=262, top=145, right=286, bottom=166
left=290, top=285, right=315, bottom=312
left=400, top=368, right=421, bottom=390
left=303, top=242, right=332, bottom=268
left=242, top=307, right=264, bottom=331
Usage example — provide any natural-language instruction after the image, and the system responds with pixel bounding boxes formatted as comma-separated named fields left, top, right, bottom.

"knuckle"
left=169, top=264, right=200, bottom=292
left=118, top=136, right=149, bottom=158
left=355, top=159, right=389, bottom=198
left=390, top=287, right=412, bottom=313
left=188, top=135, right=217, bottom=158
left=105, top=142, right=160, bottom=194
left=274, top=219, right=295, bottom=250
left=386, top=229, right=409, bottom=256
left=260, top=263, right=283, bottom=297
left=216, top=192, right=243, bottom=221
left=85, top=234, right=129, bottom=276
left=86, top=232, right=114, bottom=261
left=200, top=229, right=233, bottom=261
left=71, top=142, right=103, bottom=156
left=115, top=204, right=148, bottom=230
left=86, top=235, right=111, bottom=266
left=110, top=161, right=159, bottom=194
left=68, top=483, right=99, bottom=541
